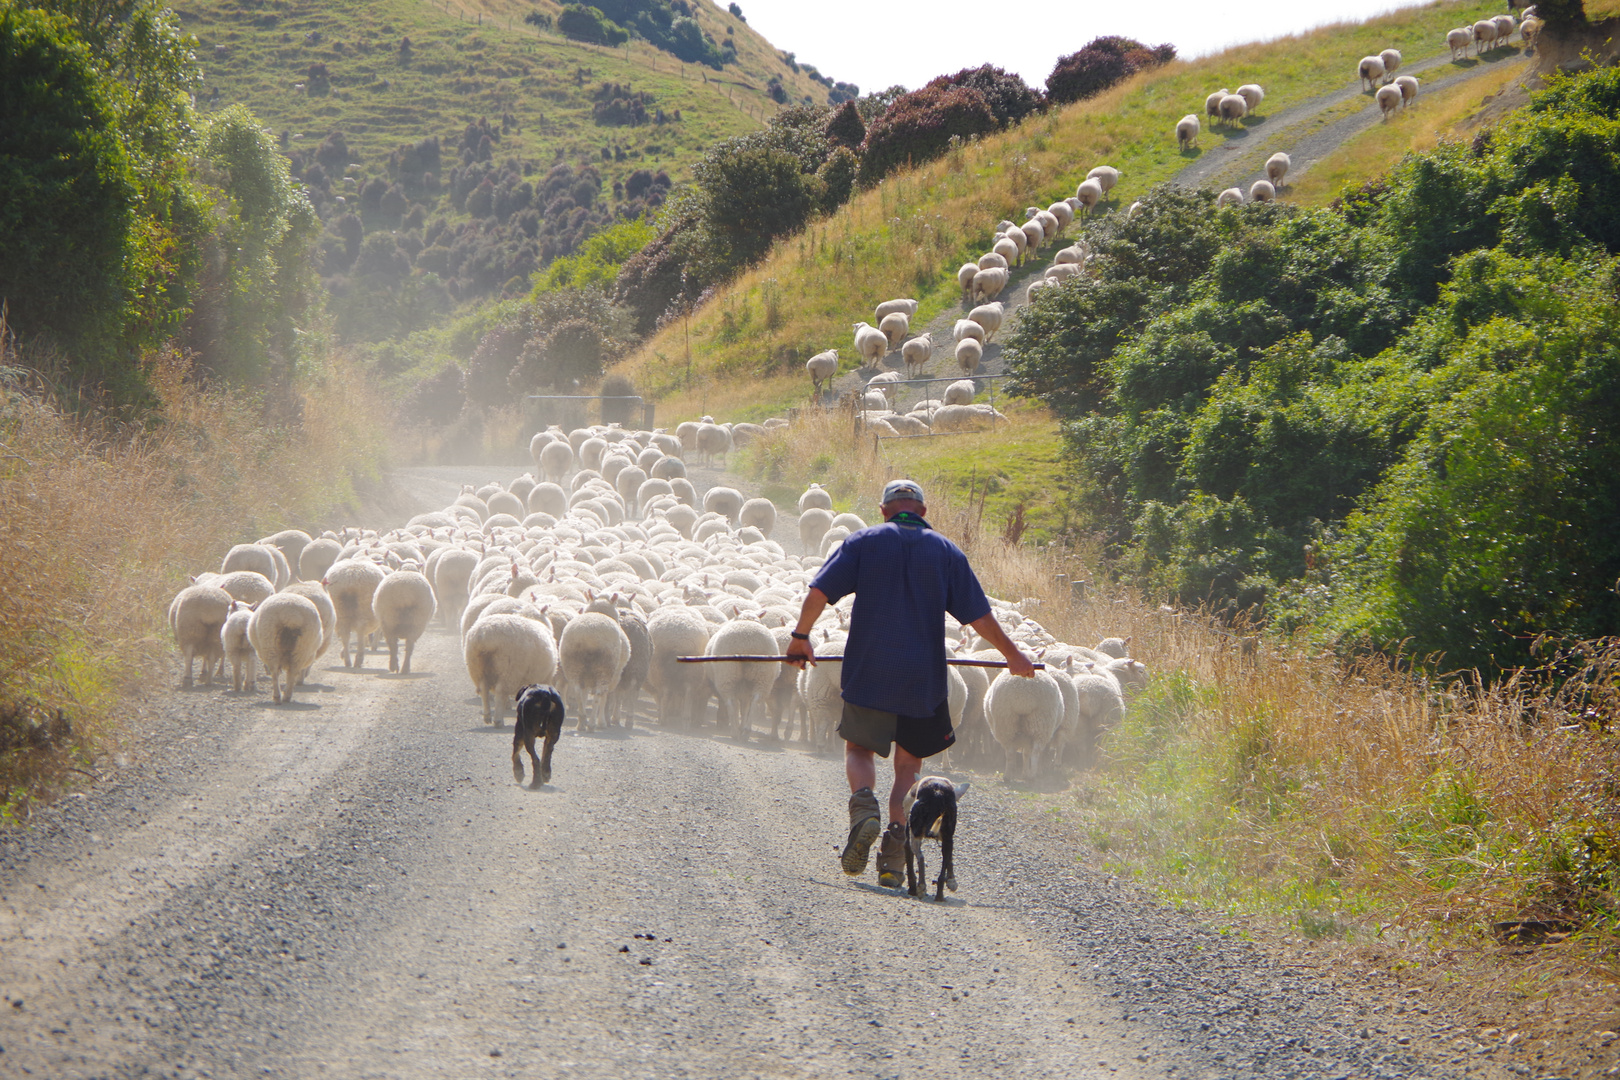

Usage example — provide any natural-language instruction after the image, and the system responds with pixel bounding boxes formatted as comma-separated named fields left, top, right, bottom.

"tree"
left=0, top=7, right=138, bottom=355
left=857, top=84, right=997, bottom=185
left=1047, top=36, right=1174, bottom=104
left=557, top=5, right=629, bottom=47
left=693, top=143, right=813, bottom=265
left=928, top=65, right=1044, bottom=128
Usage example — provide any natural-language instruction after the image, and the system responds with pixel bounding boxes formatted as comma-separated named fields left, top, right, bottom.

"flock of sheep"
left=1448, top=10, right=1541, bottom=62
left=166, top=420, right=1149, bottom=785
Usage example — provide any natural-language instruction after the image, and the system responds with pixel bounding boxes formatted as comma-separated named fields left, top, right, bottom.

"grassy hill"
left=180, top=0, right=835, bottom=180
left=608, top=0, right=1515, bottom=419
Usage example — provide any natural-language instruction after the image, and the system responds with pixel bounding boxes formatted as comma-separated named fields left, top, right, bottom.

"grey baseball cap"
left=881, top=478, right=926, bottom=505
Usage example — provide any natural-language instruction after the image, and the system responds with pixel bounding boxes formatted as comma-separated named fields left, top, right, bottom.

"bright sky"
left=734, top=0, right=1436, bottom=95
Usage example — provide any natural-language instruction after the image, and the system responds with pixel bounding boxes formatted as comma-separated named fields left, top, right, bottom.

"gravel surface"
left=0, top=465, right=1491, bottom=1079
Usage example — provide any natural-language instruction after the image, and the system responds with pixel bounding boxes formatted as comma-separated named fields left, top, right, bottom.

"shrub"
left=557, top=5, right=629, bottom=46
left=858, top=84, right=997, bottom=186
left=815, top=146, right=859, bottom=213
left=824, top=99, right=865, bottom=149
left=402, top=363, right=465, bottom=425
left=693, top=142, right=814, bottom=265
left=927, top=64, right=1045, bottom=128
left=1047, top=36, right=1175, bottom=104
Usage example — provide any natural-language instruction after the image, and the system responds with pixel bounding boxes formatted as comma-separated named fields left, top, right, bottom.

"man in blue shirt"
left=786, top=479, right=1034, bottom=889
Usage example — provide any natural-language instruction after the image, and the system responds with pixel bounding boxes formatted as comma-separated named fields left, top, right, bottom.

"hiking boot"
left=840, top=787, right=881, bottom=876
left=876, top=822, right=907, bottom=889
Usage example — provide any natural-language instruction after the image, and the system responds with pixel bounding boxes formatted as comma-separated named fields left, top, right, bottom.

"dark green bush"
left=858, top=84, right=997, bottom=186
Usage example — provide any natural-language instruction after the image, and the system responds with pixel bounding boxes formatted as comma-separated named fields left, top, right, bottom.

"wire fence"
left=836, top=373, right=1016, bottom=451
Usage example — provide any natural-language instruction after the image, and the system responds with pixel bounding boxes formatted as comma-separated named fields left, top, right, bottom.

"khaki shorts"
left=838, top=699, right=955, bottom=759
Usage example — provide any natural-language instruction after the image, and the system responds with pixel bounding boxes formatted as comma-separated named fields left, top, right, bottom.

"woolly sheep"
left=538, top=439, right=574, bottom=483
left=806, top=348, right=839, bottom=395
left=299, top=537, right=342, bottom=582
left=373, top=569, right=437, bottom=674
left=943, top=379, right=976, bottom=406
left=1044, top=262, right=1083, bottom=283
left=259, top=529, right=312, bottom=583
left=1025, top=278, right=1053, bottom=303
left=1075, top=177, right=1103, bottom=210
left=971, top=266, right=1008, bottom=303
left=992, top=235, right=1023, bottom=267
left=282, top=581, right=335, bottom=683
left=222, top=543, right=278, bottom=584
left=1379, top=49, right=1402, bottom=80
left=1206, top=88, right=1230, bottom=118
left=1236, top=83, right=1264, bottom=110
left=704, top=618, right=778, bottom=739
left=874, top=298, right=919, bottom=320
left=901, top=333, right=933, bottom=378
left=465, top=613, right=558, bottom=726
left=1250, top=179, right=1276, bottom=203
left=968, top=301, right=1004, bottom=342
left=171, top=583, right=232, bottom=688
left=1217, top=187, right=1245, bottom=208
left=798, top=506, right=834, bottom=554
left=1359, top=55, right=1386, bottom=91
left=977, top=251, right=1009, bottom=272
left=929, top=403, right=990, bottom=433
left=797, top=482, right=833, bottom=513
left=1266, top=152, right=1291, bottom=187
left=953, top=318, right=985, bottom=345
left=1000, top=226, right=1029, bottom=259
left=607, top=609, right=651, bottom=728
left=221, top=600, right=256, bottom=692
left=1127, top=201, right=1143, bottom=220
left=1046, top=201, right=1075, bottom=230
left=485, top=490, right=525, bottom=519
left=853, top=321, right=888, bottom=369
left=1521, top=16, right=1542, bottom=47
left=216, top=570, right=275, bottom=606
left=1053, top=242, right=1087, bottom=266
left=1087, top=166, right=1120, bottom=194
left=957, top=262, right=981, bottom=299
left=1177, top=113, right=1200, bottom=150
left=739, top=497, right=777, bottom=537
left=578, top=437, right=608, bottom=473
left=879, top=311, right=910, bottom=349
left=1030, top=208, right=1061, bottom=237
left=1492, top=14, right=1515, bottom=39
left=1019, top=218, right=1045, bottom=252
left=1071, top=661, right=1125, bottom=767
left=704, top=486, right=745, bottom=524
left=324, top=558, right=386, bottom=668
left=1472, top=20, right=1497, bottom=54
left=1218, top=93, right=1248, bottom=124
left=248, top=591, right=322, bottom=705
left=650, top=456, right=687, bottom=481
left=985, top=668, right=1063, bottom=780
left=1376, top=83, right=1402, bottom=120
left=1447, top=26, right=1473, bottom=60
left=560, top=609, right=631, bottom=730
left=955, top=337, right=983, bottom=375
left=820, top=525, right=852, bottom=556
left=1396, top=75, right=1419, bottom=107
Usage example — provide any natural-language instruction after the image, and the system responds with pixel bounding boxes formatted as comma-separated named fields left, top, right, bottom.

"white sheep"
left=790, top=505, right=829, bottom=554
left=1379, top=49, right=1402, bottom=81
left=170, top=583, right=233, bottom=688
left=943, top=379, right=976, bottom=406
left=1236, top=83, right=1264, bottom=111
left=259, top=529, right=312, bottom=583
left=739, top=497, right=777, bottom=537
left=953, top=318, right=986, bottom=344
left=560, top=609, right=631, bottom=730
left=1127, top=201, right=1144, bottom=220
left=1177, top=113, right=1200, bottom=150
left=221, top=543, right=278, bottom=585
left=373, top=569, right=437, bottom=674
left=1359, top=55, right=1386, bottom=90
left=1492, top=14, right=1516, bottom=40
left=901, top=333, right=933, bottom=379
left=1521, top=16, right=1542, bottom=48
left=324, top=558, right=386, bottom=667
left=976, top=251, right=1008, bottom=272
left=956, top=262, right=981, bottom=301
left=985, top=669, right=1063, bottom=780
left=874, top=298, right=919, bottom=321
left=221, top=600, right=257, bottom=692
left=1071, top=661, right=1125, bottom=768
left=1044, top=262, right=1083, bottom=283
left=878, top=311, right=910, bottom=350
left=971, top=266, right=1008, bottom=303
left=645, top=606, right=712, bottom=726
left=1019, top=217, right=1045, bottom=253
left=704, top=618, right=778, bottom=739
left=216, top=570, right=275, bottom=606
left=1447, top=26, right=1473, bottom=60
left=1053, top=242, right=1087, bottom=266
left=1218, top=93, right=1248, bottom=125
left=853, top=321, right=888, bottom=369
left=1266, top=152, right=1291, bottom=187
left=298, top=537, right=342, bottom=582
left=1206, top=88, right=1231, bottom=118
left=1473, top=20, right=1497, bottom=54
left=248, top=592, right=323, bottom=705
left=527, top=481, right=569, bottom=518
left=1376, top=83, right=1402, bottom=120
left=538, top=439, right=574, bottom=483
left=695, top=421, right=733, bottom=465
left=992, top=234, right=1022, bottom=267
left=1075, top=177, right=1103, bottom=211
left=1087, top=165, right=1120, bottom=194
left=797, top=482, right=834, bottom=513
left=703, top=486, right=744, bottom=523
left=955, top=337, right=983, bottom=375
left=968, top=301, right=1004, bottom=342
left=1250, top=179, right=1276, bottom=203
left=1217, top=187, right=1245, bottom=208
left=1000, top=226, right=1029, bottom=261
left=1396, top=75, right=1419, bottom=107
left=464, top=613, right=558, bottom=726
left=1025, top=278, right=1053, bottom=303
left=1046, top=201, right=1075, bottom=231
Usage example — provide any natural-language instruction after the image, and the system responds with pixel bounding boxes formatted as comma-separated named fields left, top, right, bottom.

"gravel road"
left=0, top=465, right=1491, bottom=1079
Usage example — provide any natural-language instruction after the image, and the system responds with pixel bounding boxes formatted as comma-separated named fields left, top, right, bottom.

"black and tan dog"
left=513, top=684, right=565, bottom=788
left=903, top=776, right=970, bottom=901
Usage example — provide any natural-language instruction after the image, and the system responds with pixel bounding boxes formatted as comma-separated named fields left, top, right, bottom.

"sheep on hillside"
left=797, top=482, right=833, bottom=513
left=1447, top=26, right=1473, bottom=60
left=1236, top=83, right=1264, bottom=111
left=955, top=337, right=983, bottom=375
left=1250, top=179, right=1276, bottom=203
left=1379, top=49, right=1402, bottom=80
left=1075, top=177, right=1103, bottom=211
left=1376, top=83, right=1402, bottom=120
left=853, top=322, right=888, bottom=369
left=971, top=266, right=1008, bottom=303
left=901, top=333, right=933, bottom=379
left=956, top=262, right=982, bottom=302
left=968, top=301, right=1005, bottom=342
left=1206, top=88, right=1231, bottom=118
left=1177, top=113, right=1201, bottom=150
left=1217, top=187, right=1245, bottom=208
left=879, top=311, right=910, bottom=350
left=1473, top=19, right=1498, bottom=54
left=874, top=298, right=919, bottom=321
left=1396, top=75, right=1419, bottom=107
left=1218, top=93, right=1248, bottom=124
left=1359, top=55, right=1386, bottom=90
left=1266, top=152, right=1291, bottom=187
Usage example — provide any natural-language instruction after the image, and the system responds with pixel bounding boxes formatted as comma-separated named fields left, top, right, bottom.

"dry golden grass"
left=0, top=342, right=388, bottom=819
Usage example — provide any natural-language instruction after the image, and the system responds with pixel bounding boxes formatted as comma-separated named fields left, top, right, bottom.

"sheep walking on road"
left=373, top=569, right=437, bottom=674
left=1359, top=55, right=1386, bottom=91
left=1377, top=83, right=1403, bottom=120
left=325, top=559, right=386, bottom=668
left=170, top=583, right=233, bottom=688
left=1177, top=113, right=1201, bottom=150
left=1266, top=152, right=1291, bottom=187
left=465, top=613, right=558, bottom=726
left=248, top=592, right=323, bottom=705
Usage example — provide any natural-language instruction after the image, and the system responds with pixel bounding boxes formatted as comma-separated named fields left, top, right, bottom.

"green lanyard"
left=890, top=511, right=929, bottom=529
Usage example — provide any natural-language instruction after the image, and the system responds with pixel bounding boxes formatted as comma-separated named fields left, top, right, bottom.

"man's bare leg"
left=846, top=742, right=876, bottom=794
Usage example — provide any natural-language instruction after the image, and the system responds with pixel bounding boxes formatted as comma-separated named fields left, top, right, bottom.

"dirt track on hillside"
left=0, top=461, right=1525, bottom=1079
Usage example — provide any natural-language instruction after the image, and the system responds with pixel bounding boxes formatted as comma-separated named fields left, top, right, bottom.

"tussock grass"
left=1290, top=56, right=1532, bottom=207
left=616, top=0, right=1506, bottom=419
left=0, top=343, right=387, bottom=821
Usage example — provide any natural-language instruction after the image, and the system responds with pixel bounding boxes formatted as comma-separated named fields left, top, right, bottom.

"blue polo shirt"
left=810, top=516, right=992, bottom=717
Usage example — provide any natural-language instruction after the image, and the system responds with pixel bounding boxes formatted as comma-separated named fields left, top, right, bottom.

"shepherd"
left=786, top=479, right=1034, bottom=889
